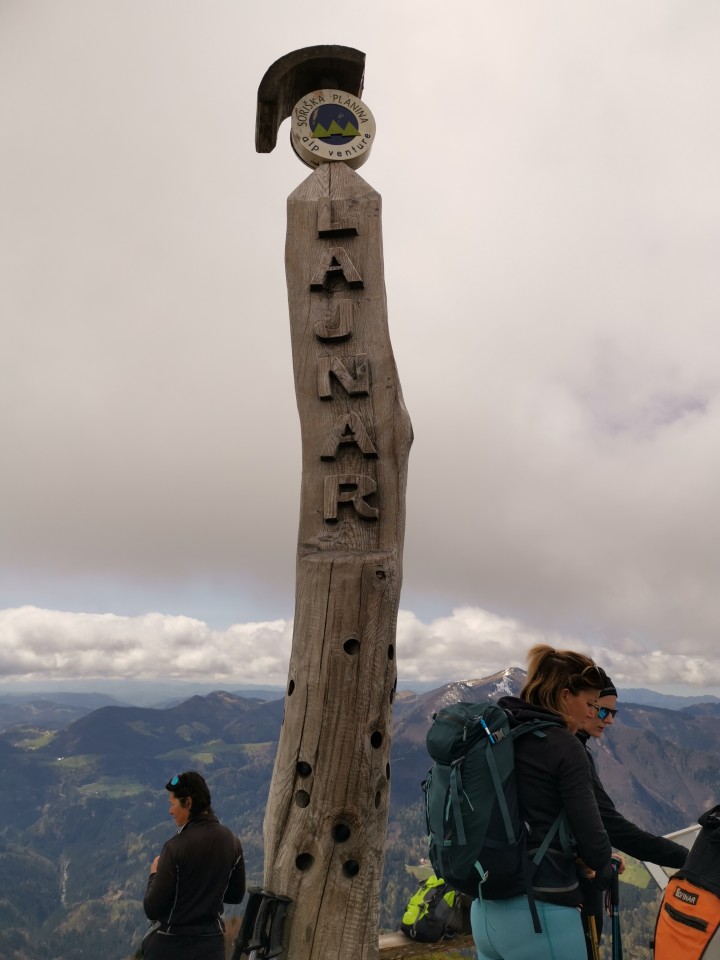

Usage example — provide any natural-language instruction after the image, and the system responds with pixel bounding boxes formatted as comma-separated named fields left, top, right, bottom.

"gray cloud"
left=2, top=1, right=720, bottom=690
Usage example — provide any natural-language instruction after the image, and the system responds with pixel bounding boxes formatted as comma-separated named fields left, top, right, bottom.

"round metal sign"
left=290, top=89, right=376, bottom=169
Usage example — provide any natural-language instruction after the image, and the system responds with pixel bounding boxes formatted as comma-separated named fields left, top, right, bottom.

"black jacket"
left=577, top=730, right=687, bottom=867
left=144, top=811, right=245, bottom=935
left=577, top=730, right=686, bottom=948
left=497, top=696, right=613, bottom=907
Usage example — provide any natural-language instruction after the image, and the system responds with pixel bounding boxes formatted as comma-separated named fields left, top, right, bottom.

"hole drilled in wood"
left=296, top=761, right=312, bottom=778
left=296, top=853, right=314, bottom=872
left=385, top=763, right=390, bottom=780
left=375, top=569, right=386, bottom=580
left=342, top=859, right=360, bottom=878
left=343, top=637, right=360, bottom=656
left=387, top=644, right=394, bottom=660
left=370, top=731, right=383, bottom=749
left=294, top=790, right=310, bottom=808
left=288, top=679, right=295, bottom=696
left=374, top=791, right=382, bottom=809
left=332, top=822, right=351, bottom=843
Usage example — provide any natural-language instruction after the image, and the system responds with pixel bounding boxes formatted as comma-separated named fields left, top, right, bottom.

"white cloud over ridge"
left=0, top=607, right=292, bottom=685
left=2, top=605, right=718, bottom=694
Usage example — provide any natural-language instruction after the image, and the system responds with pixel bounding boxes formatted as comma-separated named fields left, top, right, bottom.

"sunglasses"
left=594, top=705, right=618, bottom=721
left=170, top=775, right=181, bottom=786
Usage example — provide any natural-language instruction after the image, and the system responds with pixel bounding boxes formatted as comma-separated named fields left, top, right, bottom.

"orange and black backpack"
left=653, top=806, right=720, bottom=960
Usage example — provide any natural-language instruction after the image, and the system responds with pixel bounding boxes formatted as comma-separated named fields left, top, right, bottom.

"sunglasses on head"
left=568, top=664, right=607, bottom=689
left=170, top=775, right=181, bottom=786
left=595, top=705, right=618, bottom=721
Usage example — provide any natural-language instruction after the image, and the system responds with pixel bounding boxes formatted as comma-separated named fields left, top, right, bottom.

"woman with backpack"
left=470, top=645, right=614, bottom=960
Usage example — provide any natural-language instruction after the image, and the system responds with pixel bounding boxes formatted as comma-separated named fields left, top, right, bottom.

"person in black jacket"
left=143, top=771, right=245, bottom=960
left=470, top=644, right=614, bottom=960
left=578, top=679, right=687, bottom=959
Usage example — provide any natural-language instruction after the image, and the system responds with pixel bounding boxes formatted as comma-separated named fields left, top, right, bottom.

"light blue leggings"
left=471, top=895, right=586, bottom=960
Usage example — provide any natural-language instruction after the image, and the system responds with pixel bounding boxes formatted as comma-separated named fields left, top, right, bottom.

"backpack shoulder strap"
left=510, top=717, right=565, bottom=740
left=530, top=810, right=568, bottom=866
left=484, top=738, right=516, bottom=844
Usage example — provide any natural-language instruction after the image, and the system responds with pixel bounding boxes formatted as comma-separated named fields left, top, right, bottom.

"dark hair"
left=165, top=771, right=212, bottom=818
left=521, top=644, right=607, bottom=722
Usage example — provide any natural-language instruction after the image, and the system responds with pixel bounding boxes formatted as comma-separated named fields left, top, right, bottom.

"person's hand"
left=150, top=856, right=160, bottom=875
left=611, top=854, right=626, bottom=874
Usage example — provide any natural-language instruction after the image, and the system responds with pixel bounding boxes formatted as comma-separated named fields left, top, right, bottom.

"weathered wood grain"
left=262, top=161, right=412, bottom=959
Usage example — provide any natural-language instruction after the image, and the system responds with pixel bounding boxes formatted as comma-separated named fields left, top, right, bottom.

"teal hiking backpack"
left=399, top=873, right=469, bottom=943
left=422, top=700, right=572, bottom=932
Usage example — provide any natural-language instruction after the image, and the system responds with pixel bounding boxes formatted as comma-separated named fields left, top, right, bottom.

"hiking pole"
left=584, top=913, right=601, bottom=960
left=610, top=856, right=624, bottom=960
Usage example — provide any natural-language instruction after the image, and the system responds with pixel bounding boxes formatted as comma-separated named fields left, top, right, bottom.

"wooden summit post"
left=255, top=47, right=413, bottom=959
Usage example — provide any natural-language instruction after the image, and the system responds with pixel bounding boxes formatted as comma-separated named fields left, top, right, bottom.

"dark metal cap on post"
left=256, top=45, right=365, bottom=154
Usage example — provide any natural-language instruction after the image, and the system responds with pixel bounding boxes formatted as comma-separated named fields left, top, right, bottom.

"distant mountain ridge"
left=0, top=687, right=285, bottom=734
left=0, top=693, right=126, bottom=732
left=46, top=691, right=284, bottom=759
left=1, top=676, right=714, bottom=721
left=620, top=688, right=720, bottom=709
left=1, top=670, right=720, bottom=959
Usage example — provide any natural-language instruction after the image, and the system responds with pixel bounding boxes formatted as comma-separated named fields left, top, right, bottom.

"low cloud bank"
left=1, top=605, right=717, bottom=693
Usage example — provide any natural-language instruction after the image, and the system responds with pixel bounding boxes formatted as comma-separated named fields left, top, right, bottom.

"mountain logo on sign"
left=310, top=105, right=360, bottom=144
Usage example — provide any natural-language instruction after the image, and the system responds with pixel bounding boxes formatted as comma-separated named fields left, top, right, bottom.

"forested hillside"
left=1, top=672, right=718, bottom=959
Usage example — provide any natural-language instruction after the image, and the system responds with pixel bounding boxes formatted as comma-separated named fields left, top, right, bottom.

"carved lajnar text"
left=311, top=205, right=379, bottom=523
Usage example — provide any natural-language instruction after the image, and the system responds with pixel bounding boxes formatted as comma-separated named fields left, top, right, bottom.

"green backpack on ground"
left=400, top=873, right=468, bottom=943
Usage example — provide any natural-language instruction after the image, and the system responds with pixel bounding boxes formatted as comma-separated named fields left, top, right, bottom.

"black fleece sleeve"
left=557, top=733, right=613, bottom=880
left=223, top=839, right=246, bottom=904
left=590, top=762, right=688, bottom=868
left=143, top=843, right=177, bottom=922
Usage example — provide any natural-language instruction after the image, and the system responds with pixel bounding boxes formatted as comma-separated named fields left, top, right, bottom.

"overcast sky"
left=2, top=1, right=720, bottom=693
